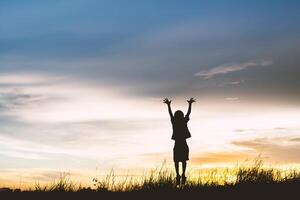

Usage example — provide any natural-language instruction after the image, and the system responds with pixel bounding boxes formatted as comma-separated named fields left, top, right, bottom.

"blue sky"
left=0, top=0, right=300, bottom=186
left=1, top=0, right=300, bottom=98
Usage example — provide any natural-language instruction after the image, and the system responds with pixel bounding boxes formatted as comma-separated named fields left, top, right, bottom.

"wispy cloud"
left=289, top=137, right=300, bottom=142
left=195, top=60, right=273, bottom=79
left=225, top=97, right=239, bottom=101
left=232, top=136, right=300, bottom=163
left=192, top=151, right=255, bottom=165
left=0, top=73, right=162, bottom=123
left=0, top=88, right=45, bottom=110
left=0, top=74, right=64, bottom=85
left=217, top=79, right=247, bottom=87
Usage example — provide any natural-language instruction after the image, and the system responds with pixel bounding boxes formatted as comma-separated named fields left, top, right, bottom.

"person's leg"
left=175, top=161, right=180, bottom=176
left=181, top=161, right=187, bottom=184
left=174, top=161, right=181, bottom=185
left=182, top=161, right=186, bottom=176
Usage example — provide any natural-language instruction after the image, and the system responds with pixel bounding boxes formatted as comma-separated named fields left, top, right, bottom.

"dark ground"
left=1, top=183, right=299, bottom=200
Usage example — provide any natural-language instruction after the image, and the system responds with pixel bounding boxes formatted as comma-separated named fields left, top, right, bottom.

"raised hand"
left=187, top=97, right=196, bottom=104
left=163, top=98, right=172, bottom=105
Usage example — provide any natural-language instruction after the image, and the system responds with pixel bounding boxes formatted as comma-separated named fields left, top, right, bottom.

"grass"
left=88, top=159, right=300, bottom=192
left=1, top=160, right=300, bottom=199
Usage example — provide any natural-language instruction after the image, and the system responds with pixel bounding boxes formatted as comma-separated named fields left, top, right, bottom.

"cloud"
left=225, top=97, right=239, bottom=101
left=0, top=73, right=64, bottom=85
left=0, top=72, right=171, bottom=170
left=234, top=128, right=256, bottom=133
left=289, top=137, right=300, bottom=142
left=230, top=80, right=245, bottom=85
left=232, top=137, right=300, bottom=163
left=190, top=135, right=300, bottom=166
left=0, top=88, right=45, bottom=110
left=0, top=73, right=68, bottom=114
left=217, top=79, right=246, bottom=87
left=0, top=73, right=162, bottom=123
left=0, top=149, right=50, bottom=160
left=192, top=151, right=255, bottom=165
left=0, top=168, right=94, bottom=187
left=194, top=60, right=273, bottom=79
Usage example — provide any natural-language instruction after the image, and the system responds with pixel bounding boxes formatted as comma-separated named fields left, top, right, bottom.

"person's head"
left=174, top=110, right=184, bottom=120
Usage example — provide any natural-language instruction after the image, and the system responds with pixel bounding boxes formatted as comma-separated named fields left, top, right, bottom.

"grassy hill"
left=1, top=160, right=300, bottom=199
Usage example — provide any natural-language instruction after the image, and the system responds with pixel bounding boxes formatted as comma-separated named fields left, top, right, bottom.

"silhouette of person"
left=163, top=97, right=196, bottom=185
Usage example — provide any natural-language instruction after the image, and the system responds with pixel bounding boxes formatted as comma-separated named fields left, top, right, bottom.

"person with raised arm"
left=163, top=97, right=196, bottom=185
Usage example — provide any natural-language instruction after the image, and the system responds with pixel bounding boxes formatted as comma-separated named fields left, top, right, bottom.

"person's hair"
left=174, top=110, right=184, bottom=120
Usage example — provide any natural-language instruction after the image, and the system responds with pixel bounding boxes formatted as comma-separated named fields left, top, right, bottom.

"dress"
left=171, top=116, right=191, bottom=162
left=173, top=139, right=189, bottom=162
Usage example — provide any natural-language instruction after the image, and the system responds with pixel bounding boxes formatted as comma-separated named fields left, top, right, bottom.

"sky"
left=0, top=0, right=300, bottom=187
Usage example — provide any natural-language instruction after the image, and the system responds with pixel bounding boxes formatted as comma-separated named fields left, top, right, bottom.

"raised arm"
left=186, top=97, right=196, bottom=117
left=163, top=98, right=173, bottom=119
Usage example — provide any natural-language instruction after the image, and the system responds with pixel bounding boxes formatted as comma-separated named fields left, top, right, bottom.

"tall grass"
left=235, top=159, right=300, bottom=185
left=33, top=173, right=79, bottom=192
left=16, top=160, right=300, bottom=192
